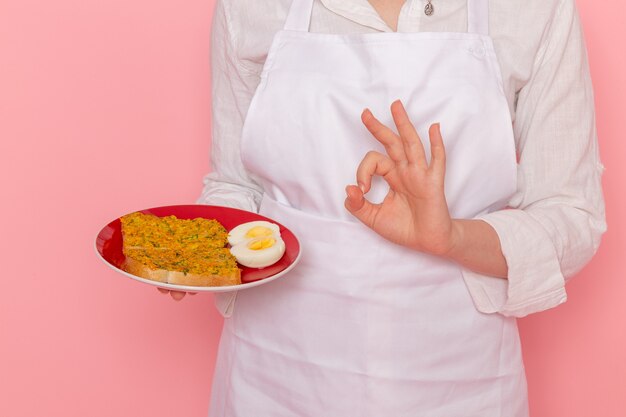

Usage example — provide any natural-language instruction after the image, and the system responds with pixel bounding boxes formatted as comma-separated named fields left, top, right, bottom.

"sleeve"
left=461, top=0, right=607, bottom=318
left=196, top=0, right=264, bottom=212
left=198, top=0, right=265, bottom=318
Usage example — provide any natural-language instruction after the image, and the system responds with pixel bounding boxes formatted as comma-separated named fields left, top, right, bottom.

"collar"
left=319, top=0, right=401, bottom=32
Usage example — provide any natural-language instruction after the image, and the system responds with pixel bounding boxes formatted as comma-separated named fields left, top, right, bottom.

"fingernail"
left=358, top=182, right=365, bottom=193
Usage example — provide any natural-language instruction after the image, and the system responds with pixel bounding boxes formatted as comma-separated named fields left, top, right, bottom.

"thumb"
left=344, top=185, right=379, bottom=228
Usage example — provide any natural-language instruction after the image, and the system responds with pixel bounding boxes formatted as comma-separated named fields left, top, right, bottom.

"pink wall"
left=0, top=1, right=623, bottom=416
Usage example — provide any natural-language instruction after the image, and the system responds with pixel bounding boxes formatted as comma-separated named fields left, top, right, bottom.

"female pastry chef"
left=163, top=0, right=606, bottom=415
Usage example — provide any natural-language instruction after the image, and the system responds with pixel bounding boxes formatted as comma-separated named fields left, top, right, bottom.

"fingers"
left=361, top=108, right=406, bottom=163
left=169, top=291, right=187, bottom=301
left=344, top=184, right=366, bottom=213
left=346, top=151, right=396, bottom=227
left=362, top=101, right=427, bottom=166
left=355, top=151, right=398, bottom=193
left=390, top=100, right=427, bottom=166
left=428, top=123, right=446, bottom=179
left=344, top=184, right=381, bottom=230
left=156, top=287, right=194, bottom=301
left=363, top=101, right=445, bottom=171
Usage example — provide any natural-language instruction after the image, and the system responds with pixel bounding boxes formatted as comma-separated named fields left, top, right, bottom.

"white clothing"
left=209, top=0, right=527, bottom=415
left=198, top=0, right=606, bottom=318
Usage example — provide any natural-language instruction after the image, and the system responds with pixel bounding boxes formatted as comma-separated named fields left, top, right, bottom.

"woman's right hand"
left=157, top=287, right=196, bottom=301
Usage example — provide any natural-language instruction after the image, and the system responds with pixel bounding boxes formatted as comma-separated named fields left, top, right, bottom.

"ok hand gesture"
left=344, top=100, right=458, bottom=256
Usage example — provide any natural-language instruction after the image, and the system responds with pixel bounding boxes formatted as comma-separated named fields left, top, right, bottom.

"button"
left=468, top=44, right=486, bottom=59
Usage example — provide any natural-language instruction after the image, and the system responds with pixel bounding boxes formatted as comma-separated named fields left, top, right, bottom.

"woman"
left=166, top=0, right=606, bottom=415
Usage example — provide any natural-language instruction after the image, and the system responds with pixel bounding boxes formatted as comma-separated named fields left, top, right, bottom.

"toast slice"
left=122, top=255, right=241, bottom=286
left=120, top=212, right=241, bottom=287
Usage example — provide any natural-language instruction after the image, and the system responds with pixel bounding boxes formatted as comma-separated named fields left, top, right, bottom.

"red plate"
left=95, top=205, right=301, bottom=292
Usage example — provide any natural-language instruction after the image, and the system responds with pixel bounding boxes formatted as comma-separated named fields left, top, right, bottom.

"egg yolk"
left=245, top=226, right=275, bottom=239
left=248, top=237, right=276, bottom=250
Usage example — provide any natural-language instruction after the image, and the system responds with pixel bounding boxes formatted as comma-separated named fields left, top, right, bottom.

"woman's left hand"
left=157, top=287, right=197, bottom=301
left=344, top=99, right=459, bottom=256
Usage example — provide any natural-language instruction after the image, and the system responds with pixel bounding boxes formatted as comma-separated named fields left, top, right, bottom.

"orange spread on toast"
left=120, top=212, right=241, bottom=286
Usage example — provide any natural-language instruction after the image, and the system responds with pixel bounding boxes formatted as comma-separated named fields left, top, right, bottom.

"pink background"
left=1, top=0, right=624, bottom=416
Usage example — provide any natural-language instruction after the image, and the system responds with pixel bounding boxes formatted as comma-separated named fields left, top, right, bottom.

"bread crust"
left=123, top=257, right=241, bottom=287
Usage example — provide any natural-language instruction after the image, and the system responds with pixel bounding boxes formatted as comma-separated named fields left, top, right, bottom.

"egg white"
left=229, top=236, right=286, bottom=268
left=228, top=221, right=281, bottom=247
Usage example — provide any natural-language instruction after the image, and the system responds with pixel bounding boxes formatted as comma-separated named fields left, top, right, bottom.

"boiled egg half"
left=228, top=221, right=286, bottom=268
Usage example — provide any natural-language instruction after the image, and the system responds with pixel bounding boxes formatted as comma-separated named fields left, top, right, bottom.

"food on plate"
left=121, top=211, right=228, bottom=250
left=227, top=221, right=281, bottom=246
left=120, top=212, right=241, bottom=286
left=228, top=221, right=286, bottom=268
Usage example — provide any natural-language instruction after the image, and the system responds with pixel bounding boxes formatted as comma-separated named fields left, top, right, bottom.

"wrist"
left=441, top=219, right=464, bottom=261
left=438, top=219, right=509, bottom=279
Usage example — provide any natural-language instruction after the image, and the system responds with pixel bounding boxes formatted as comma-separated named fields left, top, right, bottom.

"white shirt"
left=198, top=0, right=607, bottom=317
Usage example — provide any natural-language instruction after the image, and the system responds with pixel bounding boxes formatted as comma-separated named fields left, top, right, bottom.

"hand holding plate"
left=157, top=288, right=196, bottom=301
